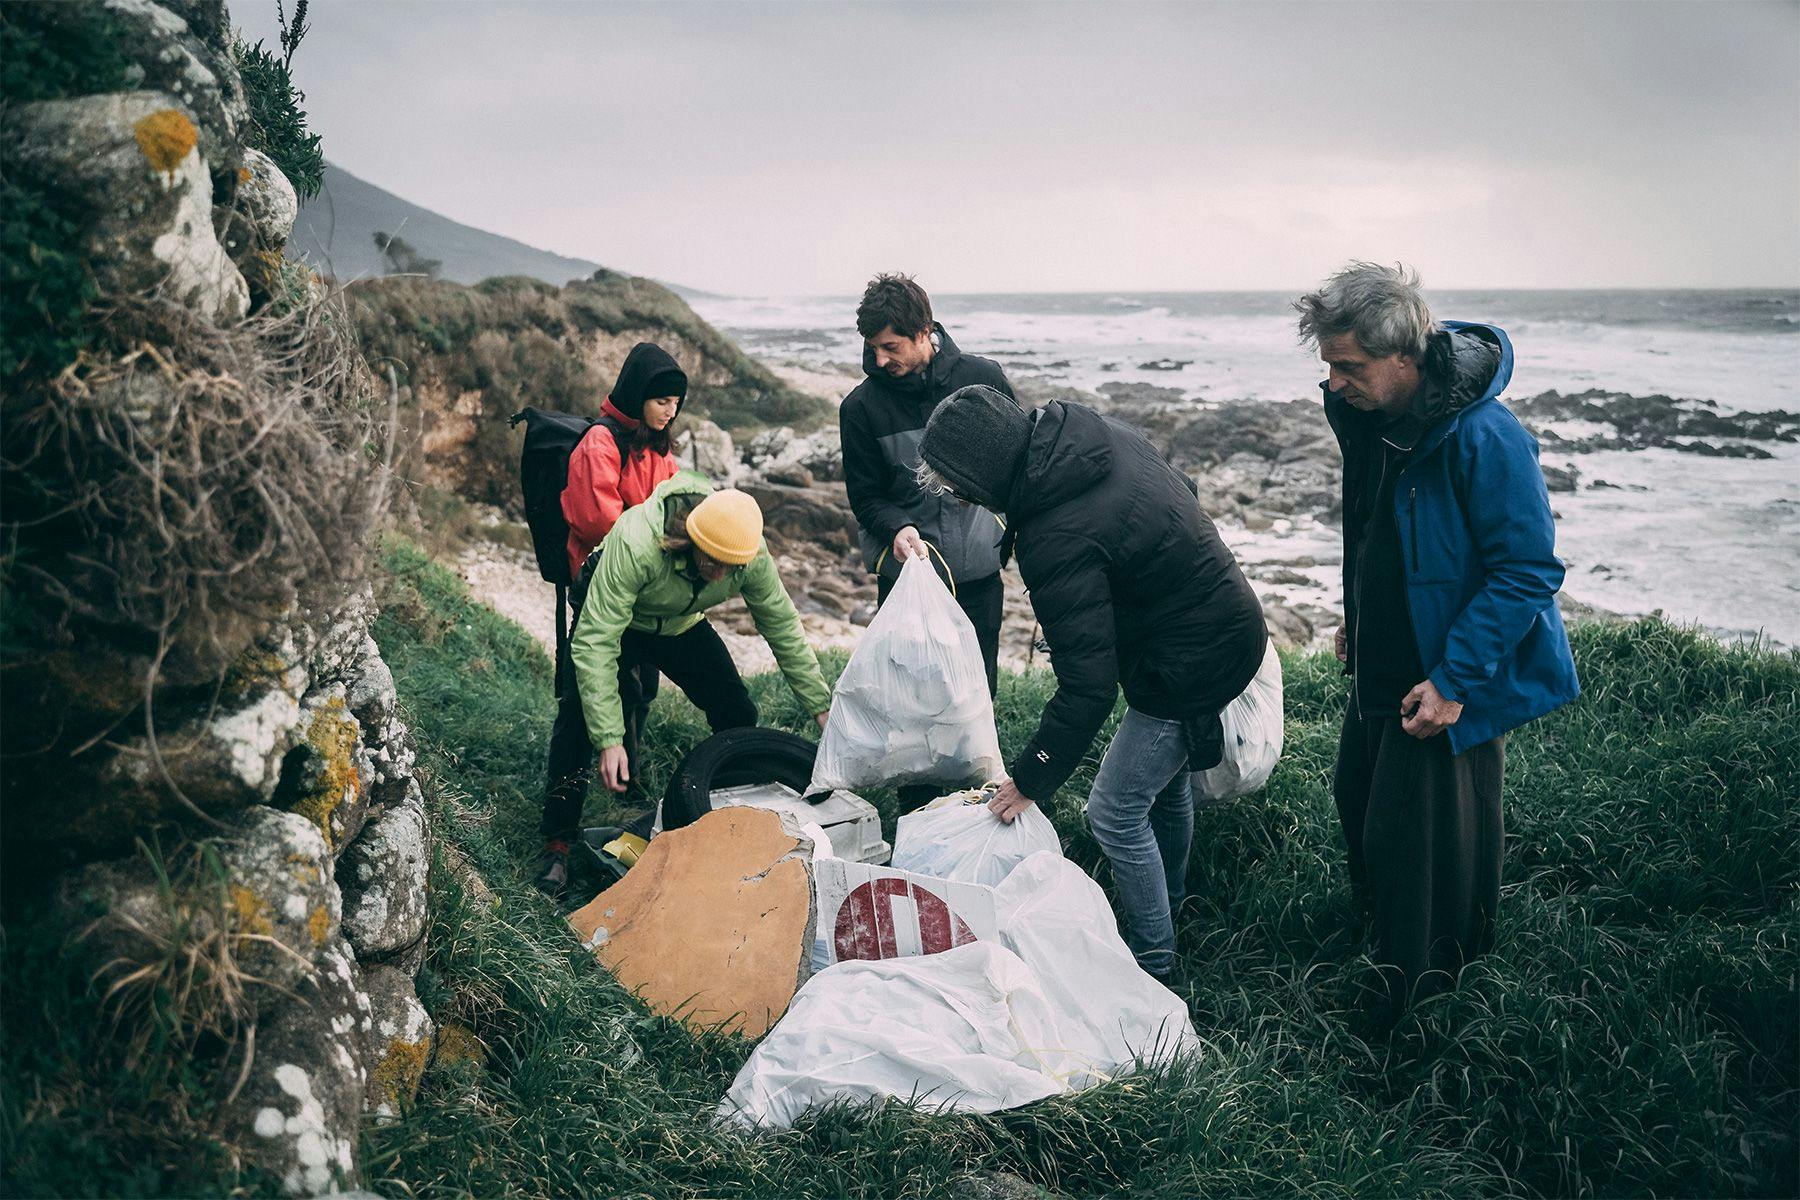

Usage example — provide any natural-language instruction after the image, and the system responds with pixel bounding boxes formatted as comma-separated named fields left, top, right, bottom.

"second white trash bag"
left=892, top=792, right=1063, bottom=887
left=809, top=556, right=1004, bottom=793
left=1191, top=638, right=1285, bottom=803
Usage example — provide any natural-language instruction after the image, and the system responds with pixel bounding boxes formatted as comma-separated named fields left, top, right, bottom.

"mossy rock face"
left=358, top=960, right=434, bottom=1119
left=277, top=689, right=374, bottom=858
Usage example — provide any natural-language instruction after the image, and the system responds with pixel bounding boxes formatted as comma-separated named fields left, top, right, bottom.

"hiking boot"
left=534, top=840, right=571, bottom=898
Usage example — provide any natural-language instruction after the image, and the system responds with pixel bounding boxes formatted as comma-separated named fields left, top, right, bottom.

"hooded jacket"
left=839, top=325, right=1014, bottom=583
left=570, top=471, right=831, bottom=749
left=1325, top=321, right=1580, bottom=753
left=561, top=343, right=685, bottom=576
left=1002, top=402, right=1268, bottom=803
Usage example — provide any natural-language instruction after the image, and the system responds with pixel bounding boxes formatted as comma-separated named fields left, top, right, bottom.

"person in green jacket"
left=566, top=470, right=832, bottom=840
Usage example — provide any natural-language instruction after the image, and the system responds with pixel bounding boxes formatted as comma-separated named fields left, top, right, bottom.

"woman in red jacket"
left=538, top=342, right=685, bottom=896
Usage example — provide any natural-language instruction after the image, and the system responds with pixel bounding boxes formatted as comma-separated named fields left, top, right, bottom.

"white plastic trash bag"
left=1191, top=638, right=1285, bottom=803
left=717, top=942, right=1073, bottom=1130
left=892, top=793, right=1064, bottom=887
left=994, top=852, right=1200, bottom=1081
left=810, top=556, right=1004, bottom=793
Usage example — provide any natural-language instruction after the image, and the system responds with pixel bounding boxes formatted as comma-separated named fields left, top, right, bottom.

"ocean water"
left=692, top=289, right=1800, bottom=645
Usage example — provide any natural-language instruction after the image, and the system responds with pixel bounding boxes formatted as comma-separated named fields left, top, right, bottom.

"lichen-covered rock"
left=358, top=961, right=434, bottom=1119
left=230, top=147, right=298, bottom=252
left=277, top=688, right=374, bottom=857
left=11, top=91, right=248, bottom=324
left=301, top=586, right=379, bottom=688
left=337, top=778, right=428, bottom=958
left=677, top=418, right=738, bottom=485
left=56, top=806, right=339, bottom=1029
left=215, top=807, right=343, bottom=993
left=223, top=938, right=372, bottom=1196
left=101, top=0, right=247, bottom=202
left=14, top=669, right=309, bottom=860
left=343, top=634, right=417, bottom=803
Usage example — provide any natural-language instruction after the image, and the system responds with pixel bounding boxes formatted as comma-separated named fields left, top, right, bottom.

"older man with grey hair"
left=1298, top=261, right=1579, bottom=1018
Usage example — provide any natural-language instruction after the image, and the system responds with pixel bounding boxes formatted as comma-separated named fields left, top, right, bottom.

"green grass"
left=368, top=538, right=1797, bottom=1199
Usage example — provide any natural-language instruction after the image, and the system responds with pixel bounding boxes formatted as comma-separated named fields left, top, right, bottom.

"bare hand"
left=892, top=526, right=927, bottom=562
left=599, top=744, right=631, bottom=792
left=1401, top=679, right=1463, bottom=739
left=815, top=710, right=830, bottom=732
left=1334, top=625, right=1348, bottom=663
left=987, top=779, right=1036, bottom=824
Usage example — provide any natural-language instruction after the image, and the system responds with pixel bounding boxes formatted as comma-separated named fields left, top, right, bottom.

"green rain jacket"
left=571, top=471, right=832, bottom=749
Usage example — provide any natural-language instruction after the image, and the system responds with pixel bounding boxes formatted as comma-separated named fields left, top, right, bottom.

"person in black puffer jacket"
left=919, top=385, right=1268, bottom=981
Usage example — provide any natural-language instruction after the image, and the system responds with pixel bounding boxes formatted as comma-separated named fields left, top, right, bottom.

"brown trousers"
left=1334, top=708, right=1505, bottom=1011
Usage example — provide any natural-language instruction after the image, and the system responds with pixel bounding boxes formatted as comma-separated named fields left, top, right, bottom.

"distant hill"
left=291, top=163, right=604, bottom=286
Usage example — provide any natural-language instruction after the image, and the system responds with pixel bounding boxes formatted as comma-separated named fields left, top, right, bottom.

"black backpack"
left=508, top=407, right=632, bottom=681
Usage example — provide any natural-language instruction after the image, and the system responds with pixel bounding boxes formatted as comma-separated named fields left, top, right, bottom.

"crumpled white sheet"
left=717, top=847, right=1200, bottom=1129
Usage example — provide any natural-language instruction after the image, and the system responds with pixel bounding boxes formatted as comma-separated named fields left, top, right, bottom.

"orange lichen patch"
left=229, top=884, right=273, bottom=937
left=290, top=696, right=364, bottom=852
left=370, top=1036, right=431, bottom=1110
left=433, top=1022, right=484, bottom=1070
left=239, top=166, right=252, bottom=184
left=307, top=904, right=331, bottom=946
left=133, top=109, right=197, bottom=180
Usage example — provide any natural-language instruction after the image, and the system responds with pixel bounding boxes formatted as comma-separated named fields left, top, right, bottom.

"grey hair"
left=914, top=457, right=955, bottom=497
left=1293, top=261, right=1437, bottom=360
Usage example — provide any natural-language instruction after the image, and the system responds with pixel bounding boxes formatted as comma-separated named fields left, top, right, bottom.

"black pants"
left=876, top=570, right=1004, bottom=814
left=1334, top=708, right=1505, bottom=1013
left=540, top=619, right=756, bottom=841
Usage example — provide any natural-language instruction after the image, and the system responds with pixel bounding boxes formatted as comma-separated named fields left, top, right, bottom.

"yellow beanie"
left=686, top=489, right=763, bottom=565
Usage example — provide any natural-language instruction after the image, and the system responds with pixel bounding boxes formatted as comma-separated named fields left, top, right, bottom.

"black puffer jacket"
left=840, top=325, right=1015, bottom=582
left=1006, top=402, right=1267, bottom=803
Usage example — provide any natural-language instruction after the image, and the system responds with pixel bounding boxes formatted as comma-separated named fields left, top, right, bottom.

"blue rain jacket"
left=1324, top=321, right=1580, bottom=753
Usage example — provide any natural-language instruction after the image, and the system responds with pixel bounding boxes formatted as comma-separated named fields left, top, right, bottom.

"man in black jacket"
left=840, top=275, right=1014, bottom=700
left=919, top=385, right=1268, bottom=982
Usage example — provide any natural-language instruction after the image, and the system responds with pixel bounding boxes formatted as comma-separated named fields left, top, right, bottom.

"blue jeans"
left=1086, top=707, right=1194, bottom=978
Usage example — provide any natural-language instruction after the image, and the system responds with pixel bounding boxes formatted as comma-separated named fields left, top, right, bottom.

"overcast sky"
left=237, top=0, right=1800, bottom=296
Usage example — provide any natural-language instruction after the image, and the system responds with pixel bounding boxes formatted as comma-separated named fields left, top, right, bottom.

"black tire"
left=661, top=728, right=819, bottom=831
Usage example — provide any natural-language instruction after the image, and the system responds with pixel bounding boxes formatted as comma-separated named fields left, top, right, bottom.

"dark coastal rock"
left=1542, top=462, right=1581, bottom=492
left=1514, top=388, right=1799, bottom=455
left=738, top=479, right=857, bottom=553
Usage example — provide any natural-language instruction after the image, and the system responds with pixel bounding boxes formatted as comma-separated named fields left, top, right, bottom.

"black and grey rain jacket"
left=839, top=324, right=1015, bottom=583
left=1004, top=401, right=1267, bottom=803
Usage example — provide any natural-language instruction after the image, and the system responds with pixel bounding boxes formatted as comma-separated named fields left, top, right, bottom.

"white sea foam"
left=692, top=290, right=1800, bottom=645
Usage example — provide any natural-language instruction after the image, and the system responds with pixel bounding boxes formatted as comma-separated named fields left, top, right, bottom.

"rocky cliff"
left=1, top=3, right=432, bottom=1192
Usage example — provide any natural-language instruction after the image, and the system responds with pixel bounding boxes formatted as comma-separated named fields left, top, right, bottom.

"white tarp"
left=1191, top=638, right=1285, bottom=803
left=809, top=557, right=1004, bottom=794
left=891, top=793, right=1064, bottom=887
left=718, top=943, right=1071, bottom=1129
left=722, top=851, right=1201, bottom=1129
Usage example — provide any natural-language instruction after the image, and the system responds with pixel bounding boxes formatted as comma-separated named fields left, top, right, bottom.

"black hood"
left=1007, top=401, right=1113, bottom=516
left=860, top=322, right=964, bottom=395
left=1382, top=325, right=1502, bottom=450
left=609, top=342, right=688, bottom=421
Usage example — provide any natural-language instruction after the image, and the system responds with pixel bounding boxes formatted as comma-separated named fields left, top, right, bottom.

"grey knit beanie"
left=920, top=385, right=1031, bottom=511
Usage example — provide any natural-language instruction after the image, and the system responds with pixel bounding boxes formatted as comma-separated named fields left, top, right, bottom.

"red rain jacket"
left=561, top=398, right=677, bottom=578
